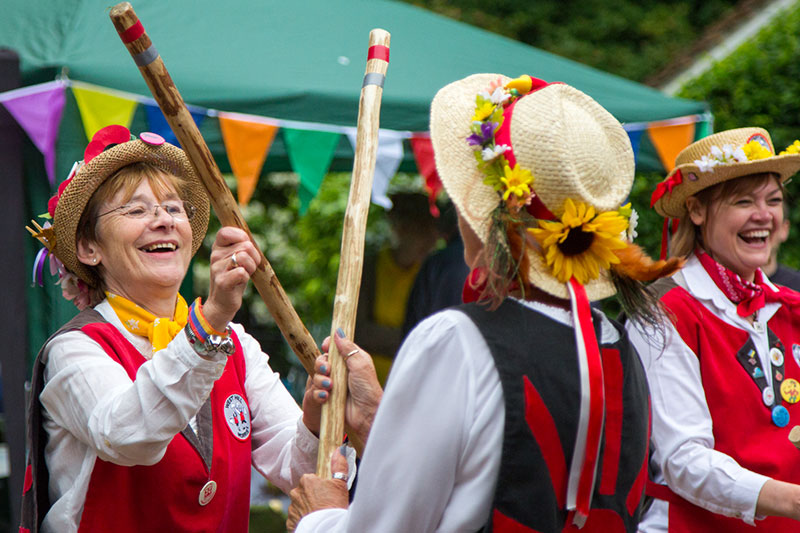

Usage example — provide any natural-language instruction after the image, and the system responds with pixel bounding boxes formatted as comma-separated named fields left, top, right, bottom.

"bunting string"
left=0, top=78, right=713, bottom=210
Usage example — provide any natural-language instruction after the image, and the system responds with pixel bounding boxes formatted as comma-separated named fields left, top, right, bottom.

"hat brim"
left=53, top=140, right=210, bottom=287
left=430, top=73, right=617, bottom=301
left=655, top=153, right=800, bottom=218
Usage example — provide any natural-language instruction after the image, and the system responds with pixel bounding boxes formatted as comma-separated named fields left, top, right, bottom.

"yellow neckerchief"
left=106, top=292, right=189, bottom=352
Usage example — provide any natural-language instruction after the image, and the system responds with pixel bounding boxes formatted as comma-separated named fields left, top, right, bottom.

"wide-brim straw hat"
left=53, top=137, right=210, bottom=287
left=430, top=73, right=634, bottom=301
left=653, top=127, right=800, bottom=218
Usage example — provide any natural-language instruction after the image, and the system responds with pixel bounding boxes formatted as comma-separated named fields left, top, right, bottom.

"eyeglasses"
left=97, top=200, right=196, bottom=222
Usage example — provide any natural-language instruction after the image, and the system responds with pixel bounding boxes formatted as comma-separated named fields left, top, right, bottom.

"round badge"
left=199, top=480, right=217, bottom=506
left=223, top=394, right=251, bottom=441
left=763, top=386, right=775, bottom=406
left=770, top=347, right=784, bottom=367
left=781, top=378, right=800, bottom=404
left=793, top=344, right=800, bottom=368
left=140, top=131, right=165, bottom=146
left=687, top=172, right=698, bottom=181
left=772, top=405, right=790, bottom=428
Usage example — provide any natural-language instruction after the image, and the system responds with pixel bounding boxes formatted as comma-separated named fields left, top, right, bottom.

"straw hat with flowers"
left=29, top=125, right=210, bottom=292
left=430, top=73, right=637, bottom=301
left=651, top=127, right=800, bottom=219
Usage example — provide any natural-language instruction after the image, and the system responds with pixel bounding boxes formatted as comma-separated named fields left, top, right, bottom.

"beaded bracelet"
left=188, top=297, right=228, bottom=342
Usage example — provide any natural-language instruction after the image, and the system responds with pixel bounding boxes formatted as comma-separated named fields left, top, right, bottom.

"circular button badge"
left=772, top=405, right=790, bottom=428
left=781, top=378, right=800, bottom=404
left=763, top=386, right=775, bottom=406
left=140, top=132, right=165, bottom=146
left=199, top=480, right=217, bottom=506
left=770, top=347, right=785, bottom=367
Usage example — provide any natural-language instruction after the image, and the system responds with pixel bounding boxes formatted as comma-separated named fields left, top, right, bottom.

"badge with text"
left=223, top=394, right=251, bottom=440
left=793, top=344, right=800, bottom=369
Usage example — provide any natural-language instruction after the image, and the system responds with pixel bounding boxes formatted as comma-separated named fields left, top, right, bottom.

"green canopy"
left=2, top=0, right=708, bottom=174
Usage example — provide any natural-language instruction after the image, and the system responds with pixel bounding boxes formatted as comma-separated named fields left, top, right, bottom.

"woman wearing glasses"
left=21, top=125, right=329, bottom=533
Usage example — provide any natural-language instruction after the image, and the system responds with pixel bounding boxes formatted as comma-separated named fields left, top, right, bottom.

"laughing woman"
left=22, top=126, right=323, bottom=533
left=629, top=128, right=800, bottom=531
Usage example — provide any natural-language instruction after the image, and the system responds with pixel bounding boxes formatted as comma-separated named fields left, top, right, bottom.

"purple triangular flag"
left=1, top=83, right=66, bottom=185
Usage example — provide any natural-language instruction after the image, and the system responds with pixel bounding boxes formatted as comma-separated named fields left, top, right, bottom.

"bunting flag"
left=345, top=129, right=405, bottom=210
left=72, top=85, right=138, bottom=141
left=647, top=121, right=697, bottom=172
left=283, top=128, right=341, bottom=215
left=218, top=113, right=279, bottom=205
left=0, top=81, right=66, bottom=185
left=410, top=134, right=441, bottom=216
left=144, top=103, right=206, bottom=148
left=695, top=119, right=713, bottom=140
left=626, top=130, right=644, bottom=163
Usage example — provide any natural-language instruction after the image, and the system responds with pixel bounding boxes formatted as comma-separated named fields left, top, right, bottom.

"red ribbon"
left=650, top=169, right=683, bottom=207
left=568, top=278, right=605, bottom=525
left=494, top=87, right=556, bottom=221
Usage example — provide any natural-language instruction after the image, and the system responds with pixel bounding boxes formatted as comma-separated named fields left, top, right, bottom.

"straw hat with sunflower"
left=430, top=73, right=678, bottom=302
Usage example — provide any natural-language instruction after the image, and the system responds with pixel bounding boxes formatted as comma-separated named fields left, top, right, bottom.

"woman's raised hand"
left=202, top=227, right=261, bottom=332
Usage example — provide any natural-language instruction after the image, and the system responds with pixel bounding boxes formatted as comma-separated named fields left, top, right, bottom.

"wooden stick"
left=316, top=29, right=391, bottom=478
left=109, top=2, right=318, bottom=374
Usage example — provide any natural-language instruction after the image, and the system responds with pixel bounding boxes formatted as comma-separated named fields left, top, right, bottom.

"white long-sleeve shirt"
left=297, top=299, right=621, bottom=532
left=40, top=299, right=318, bottom=533
left=626, top=255, right=775, bottom=531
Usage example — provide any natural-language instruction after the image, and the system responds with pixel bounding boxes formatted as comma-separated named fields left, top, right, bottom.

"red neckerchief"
left=695, top=249, right=800, bottom=316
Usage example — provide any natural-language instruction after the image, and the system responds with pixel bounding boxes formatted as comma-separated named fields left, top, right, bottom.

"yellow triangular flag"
left=72, top=86, right=138, bottom=141
left=648, top=122, right=696, bottom=172
left=218, top=114, right=278, bottom=205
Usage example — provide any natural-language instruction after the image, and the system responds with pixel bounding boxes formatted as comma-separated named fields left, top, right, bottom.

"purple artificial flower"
left=467, top=121, right=497, bottom=147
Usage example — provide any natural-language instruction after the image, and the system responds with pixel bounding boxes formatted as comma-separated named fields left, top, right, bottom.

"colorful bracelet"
left=188, top=297, right=228, bottom=342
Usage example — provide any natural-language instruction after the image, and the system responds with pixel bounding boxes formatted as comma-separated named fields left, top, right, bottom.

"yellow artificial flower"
left=472, top=100, right=496, bottom=122
left=528, top=198, right=628, bottom=284
left=779, top=140, right=800, bottom=155
left=500, top=164, right=533, bottom=201
left=742, top=140, right=772, bottom=160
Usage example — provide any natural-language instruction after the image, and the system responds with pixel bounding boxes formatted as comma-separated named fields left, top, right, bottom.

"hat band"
left=495, top=97, right=555, bottom=221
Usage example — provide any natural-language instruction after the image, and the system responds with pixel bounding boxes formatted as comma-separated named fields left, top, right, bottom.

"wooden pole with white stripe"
left=109, top=2, right=319, bottom=374
left=316, top=29, right=391, bottom=478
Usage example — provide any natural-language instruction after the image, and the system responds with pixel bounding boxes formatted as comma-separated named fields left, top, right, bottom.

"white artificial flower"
left=721, top=144, right=736, bottom=161
left=694, top=155, right=718, bottom=173
left=733, top=147, right=748, bottom=162
left=710, top=145, right=723, bottom=159
left=489, top=87, right=511, bottom=105
left=481, top=144, right=510, bottom=162
left=626, top=209, right=639, bottom=241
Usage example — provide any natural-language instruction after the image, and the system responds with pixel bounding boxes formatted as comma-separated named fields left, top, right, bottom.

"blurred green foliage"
left=678, top=2, right=800, bottom=269
left=194, top=172, right=424, bottom=387
left=399, top=0, right=741, bottom=82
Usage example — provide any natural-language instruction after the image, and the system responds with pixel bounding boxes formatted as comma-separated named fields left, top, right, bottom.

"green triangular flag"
left=283, top=128, right=341, bottom=214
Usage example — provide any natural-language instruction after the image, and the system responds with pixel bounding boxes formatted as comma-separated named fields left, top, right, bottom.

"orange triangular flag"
left=218, top=114, right=278, bottom=205
left=648, top=122, right=696, bottom=172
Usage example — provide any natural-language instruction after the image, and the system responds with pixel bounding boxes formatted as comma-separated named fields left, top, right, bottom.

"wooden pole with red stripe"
left=108, top=2, right=319, bottom=374
left=316, top=30, right=391, bottom=478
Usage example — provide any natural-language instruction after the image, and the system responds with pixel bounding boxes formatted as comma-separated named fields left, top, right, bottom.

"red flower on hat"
left=47, top=125, right=132, bottom=217
left=83, top=125, right=131, bottom=163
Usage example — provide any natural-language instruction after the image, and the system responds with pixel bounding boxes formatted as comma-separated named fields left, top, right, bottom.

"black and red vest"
left=652, top=285, right=800, bottom=532
left=460, top=300, right=650, bottom=533
left=20, top=308, right=253, bottom=533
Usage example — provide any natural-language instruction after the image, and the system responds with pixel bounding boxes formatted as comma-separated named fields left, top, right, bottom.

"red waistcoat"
left=76, top=322, right=252, bottom=533
left=657, top=286, right=800, bottom=532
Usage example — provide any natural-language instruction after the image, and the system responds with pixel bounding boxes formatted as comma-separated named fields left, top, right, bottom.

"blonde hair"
left=669, top=172, right=782, bottom=258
